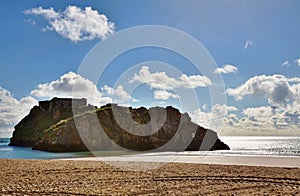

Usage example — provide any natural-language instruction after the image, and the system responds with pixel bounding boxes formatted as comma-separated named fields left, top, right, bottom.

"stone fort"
left=39, top=97, right=87, bottom=112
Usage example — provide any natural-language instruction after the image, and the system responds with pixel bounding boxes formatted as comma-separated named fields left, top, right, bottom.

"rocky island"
left=9, top=98, right=229, bottom=152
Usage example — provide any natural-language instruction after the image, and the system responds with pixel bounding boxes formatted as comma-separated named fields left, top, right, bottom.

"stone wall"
left=39, top=97, right=87, bottom=112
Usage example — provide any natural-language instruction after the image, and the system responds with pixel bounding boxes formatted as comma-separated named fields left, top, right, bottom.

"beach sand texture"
left=0, top=159, right=299, bottom=195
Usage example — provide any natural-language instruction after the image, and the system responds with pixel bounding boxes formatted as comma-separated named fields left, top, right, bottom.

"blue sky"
left=1, top=0, right=300, bottom=137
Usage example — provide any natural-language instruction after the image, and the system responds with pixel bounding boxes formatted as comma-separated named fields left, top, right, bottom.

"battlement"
left=39, top=97, right=87, bottom=112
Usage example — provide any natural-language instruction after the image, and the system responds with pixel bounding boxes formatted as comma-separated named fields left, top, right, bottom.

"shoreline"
left=0, top=159, right=299, bottom=195
left=60, top=153, right=300, bottom=168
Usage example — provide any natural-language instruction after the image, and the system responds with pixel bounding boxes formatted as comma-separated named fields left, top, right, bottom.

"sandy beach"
left=0, top=159, right=299, bottom=195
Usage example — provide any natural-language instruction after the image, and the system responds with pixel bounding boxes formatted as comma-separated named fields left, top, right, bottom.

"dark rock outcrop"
left=9, top=97, right=89, bottom=147
left=9, top=106, right=72, bottom=147
left=10, top=99, right=230, bottom=152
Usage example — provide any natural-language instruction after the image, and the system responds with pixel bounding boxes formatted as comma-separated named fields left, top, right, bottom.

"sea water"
left=0, top=138, right=93, bottom=159
left=219, top=136, right=300, bottom=157
left=0, top=136, right=299, bottom=159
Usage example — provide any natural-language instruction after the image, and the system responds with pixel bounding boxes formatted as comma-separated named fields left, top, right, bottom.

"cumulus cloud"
left=130, top=66, right=211, bottom=91
left=101, top=85, right=139, bottom=104
left=179, top=74, right=212, bottom=88
left=24, top=5, right=115, bottom=42
left=190, top=109, right=211, bottom=129
left=24, top=7, right=59, bottom=19
left=220, top=74, right=300, bottom=135
left=287, top=78, right=300, bottom=83
left=190, top=104, right=238, bottom=125
left=211, top=104, right=238, bottom=123
left=31, top=72, right=112, bottom=105
left=213, top=104, right=237, bottom=113
left=243, top=106, right=274, bottom=119
left=130, top=66, right=178, bottom=90
left=0, top=72, right=141, bottom=136
left=244, top=40, right=254, bottom=49
left=232, top=106, right=279, bottom=130
left=189, top=72, right=300, bottom=135
left=284, top=102, right=300, bottom=125
left=153, top=90, right=180, bottom=100
left=290, top=83, right=300, bottom=103
left=30, top=72, right=139, bottom=106
left=227, top=74, right=297, bottom=106
left=214, top=64, right=238, bottom=74
left=190, top=104, right=237, bottom=129
left=190, top=102, right=300, bottom=135
left=231, top=105, right=300, bottom=131
left=223, top=78, right=300, bottom=134
left=0, top=87, right=38, bottom=136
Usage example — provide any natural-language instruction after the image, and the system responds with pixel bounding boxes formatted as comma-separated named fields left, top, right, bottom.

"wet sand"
left=0, top=159, right=299, bottom=195
left=63, top=154, right=300, bottom=168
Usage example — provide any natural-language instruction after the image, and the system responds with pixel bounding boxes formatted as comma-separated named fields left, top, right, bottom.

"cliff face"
left=9, top=106, right=73, bottom=147
left=10, top=99, right=229, bottom=152
left=9, top=97, right=90, bottom=147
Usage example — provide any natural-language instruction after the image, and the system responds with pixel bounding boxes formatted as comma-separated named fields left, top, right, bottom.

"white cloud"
left=290, top=83, right=300, bottom=103
left=190, top=104, right=237, bottom=129
left=214, top=64, right=238, bottom=74
left=284, top=102, right=300, bottom=125
left=153, top=90, right=180, bottom=100
left=101, top=85, right=139, bottom=104
left=230, top=105, right=300, bottom=132
left=31, top=72, right=112, bottom=106
left=190, top=108, right=212, bottom=129
left=287, top=77, right=300, bottom=83
left=130, top=66, right=211, bottom=91
left=281, top=60, right=290, bottom=67
left=219, top=104, right=238, bottom=112
left=211, top=104, right=237, bottom=119
left=223, top=74, right=300, bottom=135
left=24, top=7, right=59, bottom=19
left=233, top=106, right=280, bottom=130
left=0, top=87, right=38, bottom=136
left=244, top=40, right=254, bottom=49
left=295, top=58, right=300, bottom=66
left=227, top=74, right=297, bottom=106
left=31, top=72, right=139, bottom=106
left=179, top=74, right=212, bottom=88
left=243, top=106, right=273, bottom=119
left=0, top=72, right=142, bottom=136
left=24, top=5, right=115, bottom=42
left=130, top=66, right=178, bottom=90
left=2, top=70, right=300, bottom=137
left=190, top=103, right=300, bottom=136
